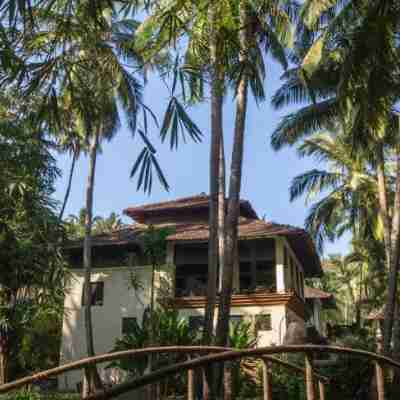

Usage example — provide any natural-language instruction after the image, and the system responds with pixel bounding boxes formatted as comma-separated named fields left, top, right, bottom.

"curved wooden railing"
left=1, top=345, right=399, bottom=400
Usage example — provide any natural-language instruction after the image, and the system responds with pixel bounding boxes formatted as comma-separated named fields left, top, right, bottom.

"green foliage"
left=0, top=391, right=79, bottom=400
left=228, top=321, right=257, bottom=398
left=108, top=307, right=196, bottom=397
left=0, top=390, right=41, bottom=400
left=142, top=225, right=175, bottom=267
left=64, top=209, right=125, bottom=239
left=0, top=97, right=67, bottom=381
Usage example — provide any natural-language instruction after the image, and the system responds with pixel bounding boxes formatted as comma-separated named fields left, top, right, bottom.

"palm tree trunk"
left=59, top=151, right=77, bottom=222
left=0, top=344, right=9, bottom=385
left=82, top=130, right=103, bottom=396
left=383, top=146, right=400, bottom=354
left=147, top=261, right=156, bottom=400
left=376, top=144, right=391, bottom=267
left=218, top=132, right=226, bottom=292
left=203, top=5, right=224, bottom=398
left=215, top=0, right=250, bottom=349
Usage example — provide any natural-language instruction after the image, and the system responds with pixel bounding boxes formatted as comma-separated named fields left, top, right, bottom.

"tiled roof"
left=304, top=286, right=333, bottom=300
left=365, top=306, right=399, bottom=321
left=168, top=218, right=322, bottom=277
left=167, top=218, right=304, bottom=241
left=123, top=194, right=258, bottom=222
left=304, top=286, right=336, bottom=308
left=64, top=225, right=145, bottom=249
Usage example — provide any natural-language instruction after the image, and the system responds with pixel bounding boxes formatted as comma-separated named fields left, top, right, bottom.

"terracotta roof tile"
left=64, top=224, right=145, bottom=249
left=167, top=218, right=322, bottom=277
left=123, top=194, right=258, bottom=222
left=304, top=286, right=333, bottom=300
left=167, top=218, right=303, bottom=241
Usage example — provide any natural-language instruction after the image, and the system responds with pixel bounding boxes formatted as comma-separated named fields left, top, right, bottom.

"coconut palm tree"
left=288, top=131, right=379, bottom=251
left=21, top=3, right=170, bottom=394
left=298, top=0, right=400, bottom=353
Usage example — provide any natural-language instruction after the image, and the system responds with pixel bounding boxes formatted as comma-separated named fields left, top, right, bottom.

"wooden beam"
left=318, top=381, right=325, bottom=400
left=305, top=353, right=316, bottom=400
left=375, top=361, right=385, bottom=400
left=187, top=369, right=194, bottom=400
left=262, top=360, right=273, bottom=400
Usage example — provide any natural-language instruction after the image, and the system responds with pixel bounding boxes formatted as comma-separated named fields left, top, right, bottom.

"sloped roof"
left=64, top=225, right=145, bottom=249
left=365, top=306, right=399, bottom=321
left=304, top=286, right=333, bottom=300
left=305, top=286, right=336, bottom=308
left=123, top=193, right=258, bottom=222
left=168, top=218, right=322, bottom=277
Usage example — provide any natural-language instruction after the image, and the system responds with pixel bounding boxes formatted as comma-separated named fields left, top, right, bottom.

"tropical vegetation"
left=1, top=0, right=400, bottom=398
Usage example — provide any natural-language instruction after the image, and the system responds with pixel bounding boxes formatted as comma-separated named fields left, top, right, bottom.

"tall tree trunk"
left=215, top=0, right=250, bottom=348
left=82, top=131, right=103, bottom=397
left=147, top=261, right=156, bottom=400
left=376, top=144, right=391, bottom=267
left=203, top=1, right=223, bottom=348
left=383, top=145, right=400, bottom=354
left=218, top=130, right=226, bottom=291
left=0, top=344, right=9, bottom=385
left=59, top=151, right=77, bottom=222
left=203, top=4, right=224, bottom=398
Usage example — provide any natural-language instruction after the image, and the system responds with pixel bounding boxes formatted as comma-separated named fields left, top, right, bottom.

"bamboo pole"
left=187, top=369, right=194, bottom=400
left=5, top=345, right=400, bottom=398
left=375, top=362, right=385, bottom=400
left=318, top=381, right=325, bottom=400
left=262, top=360, right=272, bottom=400
left=305, top=353, right=316, bottom=400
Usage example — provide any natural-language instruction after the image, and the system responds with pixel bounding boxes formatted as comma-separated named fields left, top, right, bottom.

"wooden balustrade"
left=1, top=345, right=399, bottom=400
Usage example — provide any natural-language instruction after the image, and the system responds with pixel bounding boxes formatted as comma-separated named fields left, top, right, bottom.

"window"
left=255, top=314, right=272, bottom=332
left=256, top=261, right=276, bottom=291
left=188, top=316, right=204, bottom=332
left=230, top=315, right=243, bottom=327
left=122, top=317, right=137, bottom=335
left=82, top=282, right=104, bottom=306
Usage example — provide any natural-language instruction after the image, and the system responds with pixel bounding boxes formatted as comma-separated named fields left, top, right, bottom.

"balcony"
left=174, top=290, right=306, bottom=319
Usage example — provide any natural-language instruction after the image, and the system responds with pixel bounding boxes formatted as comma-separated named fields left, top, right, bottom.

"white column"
left=275, top=238, right=285, bottom=293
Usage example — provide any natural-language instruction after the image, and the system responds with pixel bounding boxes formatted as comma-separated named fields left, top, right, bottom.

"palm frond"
left=160, top=96, right=202, bottom=149
left=270, top=98, right=339, bottom=149
left=290, top=169, right=342, bottom=201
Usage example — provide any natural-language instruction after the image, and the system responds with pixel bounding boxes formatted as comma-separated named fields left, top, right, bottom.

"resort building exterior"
left=59, top=194, right=325, bottom=390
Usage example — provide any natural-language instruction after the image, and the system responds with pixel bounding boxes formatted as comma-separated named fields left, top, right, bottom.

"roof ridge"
left=123, top=193, right=209, bottom=214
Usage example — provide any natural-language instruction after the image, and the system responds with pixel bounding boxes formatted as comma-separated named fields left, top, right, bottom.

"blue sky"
left=54, top=58, right=350, bottom=257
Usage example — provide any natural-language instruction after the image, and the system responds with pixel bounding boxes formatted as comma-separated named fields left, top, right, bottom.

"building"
left=59, top=194, right=325, bottom=390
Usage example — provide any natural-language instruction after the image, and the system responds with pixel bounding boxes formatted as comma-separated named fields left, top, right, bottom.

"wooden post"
left=262, top=360, right=272, bottom=400
left=305, top=353, right=316, bottom=400
left=224, top=362, right=232, bottom=400
left=318, top=381, right=325, bottom=400
left=375, top=362, right=385, bottom=400
left=187, top=369, right=195, bottom=400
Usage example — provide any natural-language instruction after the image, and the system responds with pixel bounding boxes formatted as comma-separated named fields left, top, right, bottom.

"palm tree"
left=94, top=212, right=125, bottom=234
left=215, top=0, right=295, bottom=352
left=21, top=3, right=170, bottom=394
left=288, top=131, right=379, bottom=251
left=297, top=0, right=400, bottom=354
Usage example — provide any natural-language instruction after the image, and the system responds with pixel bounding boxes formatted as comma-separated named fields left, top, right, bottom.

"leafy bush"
left=108, top=307, right=197, bottom=397
left=0, top=391, right=79, bottom=400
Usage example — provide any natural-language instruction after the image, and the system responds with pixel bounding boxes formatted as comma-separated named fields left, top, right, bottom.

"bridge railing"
left=1, top=345, right=399, bottom=400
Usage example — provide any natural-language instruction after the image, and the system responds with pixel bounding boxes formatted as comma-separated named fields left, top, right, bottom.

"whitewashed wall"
left=59, top=266, right=172, bottom=391
left=178, top=304, right=287, bottom=347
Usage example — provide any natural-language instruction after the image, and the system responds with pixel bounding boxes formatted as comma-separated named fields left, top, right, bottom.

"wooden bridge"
left=1, top=345, right=399, bottom=400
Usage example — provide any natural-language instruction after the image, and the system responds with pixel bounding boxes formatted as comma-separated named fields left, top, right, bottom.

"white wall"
left=178, top=304, right=287, bottom=347
left=60, top=266, right=292, bottom=390
left=59, top=266, right=166, bottom=391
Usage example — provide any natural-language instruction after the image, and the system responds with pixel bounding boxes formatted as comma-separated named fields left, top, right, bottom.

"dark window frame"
left=122, top=317, right=137, bottom=335
left=255, top=314, right=272, bottom=332
left=82, top=282, right=104, bottom=306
